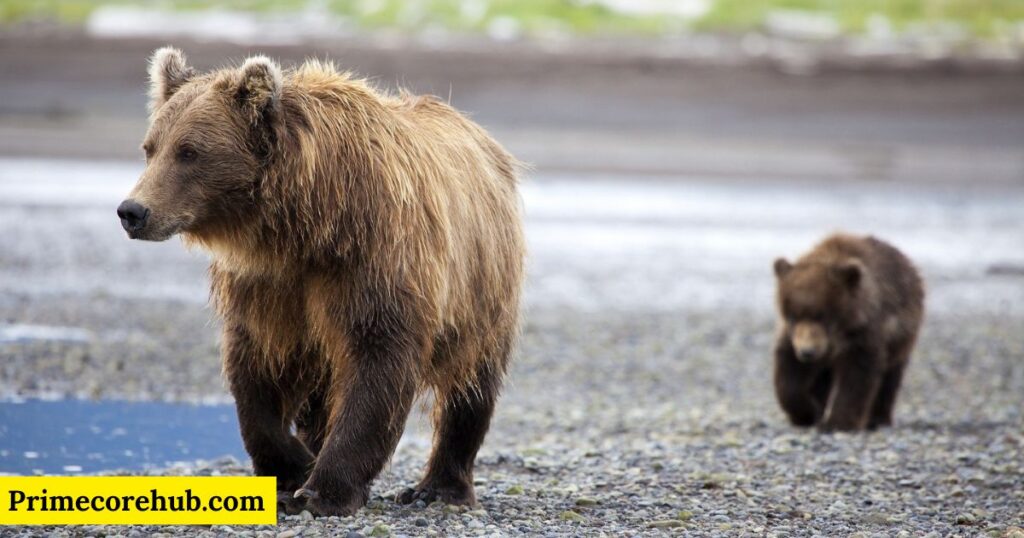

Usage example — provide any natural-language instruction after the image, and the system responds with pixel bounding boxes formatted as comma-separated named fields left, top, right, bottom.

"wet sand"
left=1, top=31, right=1024, bottom=182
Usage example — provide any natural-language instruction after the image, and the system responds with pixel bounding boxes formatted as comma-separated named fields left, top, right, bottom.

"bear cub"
left=772, top=233, right=924, bottom=432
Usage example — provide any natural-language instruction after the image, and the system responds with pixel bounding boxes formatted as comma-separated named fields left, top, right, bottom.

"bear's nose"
left=797, top=349, right=817, bottom=361
left=117, top=199, right=150, bottom=234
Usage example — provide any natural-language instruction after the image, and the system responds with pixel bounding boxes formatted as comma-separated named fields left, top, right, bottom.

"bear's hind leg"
left=818, top=345, right=884, bottom=432
left=868, top=364, right=906, bottom=430
left=398, top=335, right=509, bottom=507
left=295, top=382, right=329, bottom=456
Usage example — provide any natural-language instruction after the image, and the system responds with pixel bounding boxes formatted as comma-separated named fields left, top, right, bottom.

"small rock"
left=298, top=510, right=314, bottom=521
left=575, top=497, right=598, bottom=507
left=677, top=510, right=693, bottom=521
left=649, top=520, right=684, bottom=529
left=414, top=518, right=429, bottom=527
left=275, top=531, right=296, bottom=538
left=560, top=510, right=585, bottom=522
left=955, top=513, right=976, bottom=525
left=504, top=485, right=524, bottom=495
left=345, top=532, right=365, bottom=538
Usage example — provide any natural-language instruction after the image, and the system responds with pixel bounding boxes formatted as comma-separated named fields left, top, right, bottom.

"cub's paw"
left=816, top=420, right=861, bottom=433
left=397, top=482, right=476, bottom=507
left=866, top=417, right=893, bottom=431
left=294, top=487, right=365, bottom=517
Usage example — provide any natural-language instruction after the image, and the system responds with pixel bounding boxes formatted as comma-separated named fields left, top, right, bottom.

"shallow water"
left=0, top=400, right=245, bottom=475
left=2, top=157, right=1022, bottom=314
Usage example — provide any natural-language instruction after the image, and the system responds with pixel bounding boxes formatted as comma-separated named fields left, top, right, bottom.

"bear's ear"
left=773, top=258, right=793, bottom=279
left=233, top=55, right=283, bottom=122
left=832, top=259, right=863, bottom=289
left=148, top=47, right=195, bottom=113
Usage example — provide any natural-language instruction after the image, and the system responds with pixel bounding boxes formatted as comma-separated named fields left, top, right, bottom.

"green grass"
left=2, top=0, right=1023, bottom=39
left=698, top=0, right=1024, bottom=38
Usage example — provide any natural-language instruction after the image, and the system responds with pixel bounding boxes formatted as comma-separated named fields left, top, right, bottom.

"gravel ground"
left=1, top=165, right=1023, bottom=536
left=2, top=308, right=1022, bottom=536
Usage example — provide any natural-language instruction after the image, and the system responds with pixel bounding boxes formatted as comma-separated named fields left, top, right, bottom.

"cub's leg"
left=774, top=336, right=824, bottom=427
left=223, top=327, right=315, bottom=497
left=398, top=333, right=510, bottom=506
left=809, top=368, right=833, bottom=412
left=818, top=344, right=884, bottom=432
left=296, top=299, right=420, bottom=517
left=869, top=357, right=911, bottom=432
left=867, top=338, right=914, bottom=429
left=867, top=366, right=905, bottom=430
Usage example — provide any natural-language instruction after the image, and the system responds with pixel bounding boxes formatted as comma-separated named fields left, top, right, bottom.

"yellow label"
left=0, top=477, right=276, bottom=525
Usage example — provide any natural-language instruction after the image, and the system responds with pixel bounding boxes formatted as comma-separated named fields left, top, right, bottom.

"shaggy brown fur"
left=118, top=48, right=525, bottom=516
left=772, top=233, right=924, bottom=432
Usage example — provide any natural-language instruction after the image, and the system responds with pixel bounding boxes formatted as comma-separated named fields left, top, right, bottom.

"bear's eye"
left=142, top=144, right=154, bottom=161
left=176, top=145, right=198, bottom=163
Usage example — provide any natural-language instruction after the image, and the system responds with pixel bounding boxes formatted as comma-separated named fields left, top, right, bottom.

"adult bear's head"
left=118, top=47, right=283, bottom=241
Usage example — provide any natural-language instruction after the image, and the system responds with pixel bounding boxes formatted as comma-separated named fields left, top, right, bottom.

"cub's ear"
left=233, top=55, right=283, bottom=122
left=773, top=258, right=793, bottom=278
left=148, top=47, right=194, bottom=113
left=832, top=259, right=864, bottom=289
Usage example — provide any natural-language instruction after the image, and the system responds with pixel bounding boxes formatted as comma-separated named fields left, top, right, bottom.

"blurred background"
left=0, top=2, right=1022, bottom=534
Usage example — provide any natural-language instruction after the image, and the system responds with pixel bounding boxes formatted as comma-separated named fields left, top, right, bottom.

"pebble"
left=559, top=511, right=585, bottom=523
left=954, top=513, right=976, bottom=525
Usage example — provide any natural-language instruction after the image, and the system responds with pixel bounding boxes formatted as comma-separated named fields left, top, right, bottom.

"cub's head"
left=773, top=256, right=869, bottom=362
left=117, top=48, right=283, bottom=241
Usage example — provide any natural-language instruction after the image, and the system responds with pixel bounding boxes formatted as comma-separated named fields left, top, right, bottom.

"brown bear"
left=772, top=233, right=924, bottom=432
left=117, top=48, right=525, bottom=516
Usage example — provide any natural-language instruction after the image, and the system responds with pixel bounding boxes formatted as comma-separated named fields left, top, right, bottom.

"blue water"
left=0, top=400, right=247, bottom=475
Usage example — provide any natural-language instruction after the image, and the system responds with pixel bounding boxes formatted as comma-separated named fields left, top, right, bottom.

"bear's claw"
left=396, top=484, right=476, bottom=507
left=277, top=491, right=307, bottom=516
left=291, top=486, right=363, bottom=517
left=294, top=487, right=319, bottom=501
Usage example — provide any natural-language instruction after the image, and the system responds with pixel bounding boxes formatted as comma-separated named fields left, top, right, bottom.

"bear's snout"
left=117, top=199, right=150, bottom=237
left=796, top=348, right=819, bottom=362
left=791, top=321, right=828, bottom=362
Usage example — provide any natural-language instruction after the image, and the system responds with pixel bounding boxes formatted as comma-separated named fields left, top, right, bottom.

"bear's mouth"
left=127, top=218, right=188, bottom=242
left=127, top=229, right=173, bottom=242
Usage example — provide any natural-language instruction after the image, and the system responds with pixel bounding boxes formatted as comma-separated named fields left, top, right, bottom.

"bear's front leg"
left=296, top=301, right=421, bottom=517
left=818, top=347, right=883, bottom=432
left=223, top=326, right=315, bottom=510
left=773, top=336, right=824, bottom=427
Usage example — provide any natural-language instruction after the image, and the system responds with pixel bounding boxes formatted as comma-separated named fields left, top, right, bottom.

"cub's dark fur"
left=773, top=234, right=924, bottom=432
